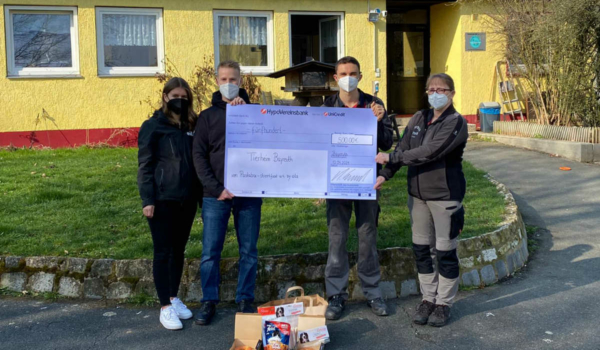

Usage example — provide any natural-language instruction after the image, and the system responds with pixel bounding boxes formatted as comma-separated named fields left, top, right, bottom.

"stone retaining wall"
left=0, top=176, right=528, bottom=302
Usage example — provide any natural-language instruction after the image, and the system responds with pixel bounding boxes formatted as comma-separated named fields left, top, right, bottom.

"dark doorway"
left=386, top=8, right=430, bottom=115
left=290, top=13, right=343, bottom=66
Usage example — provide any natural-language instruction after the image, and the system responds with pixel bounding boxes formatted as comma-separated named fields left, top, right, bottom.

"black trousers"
left=325, top=198, right=382, bottom=301
left=147, top=200, right=198, bottom=306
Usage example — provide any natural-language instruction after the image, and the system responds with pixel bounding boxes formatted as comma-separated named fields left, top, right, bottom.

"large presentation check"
left=224, top=105, right=378, bottom=200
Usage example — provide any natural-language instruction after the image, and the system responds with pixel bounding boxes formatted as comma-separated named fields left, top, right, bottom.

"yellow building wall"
left=459, top=3, right=506, bottom=116
left=431, top=1, right=505, bottom=116
left=430, top=2, right=463, bottom=113
left=0, top=0, right=386, bottom=133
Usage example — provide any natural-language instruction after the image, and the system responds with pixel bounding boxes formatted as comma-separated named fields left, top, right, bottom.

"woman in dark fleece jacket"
left=375, top=73, right=468, bottom=328
left=137, top=77, right=202, bottom=331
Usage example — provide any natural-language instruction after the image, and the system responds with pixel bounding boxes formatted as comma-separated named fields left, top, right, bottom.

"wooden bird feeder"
left=267, top=60, right=338, bottom=107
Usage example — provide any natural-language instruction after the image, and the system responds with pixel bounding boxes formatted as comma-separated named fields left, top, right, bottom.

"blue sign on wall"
left=466, top=33, right=486, bottom=51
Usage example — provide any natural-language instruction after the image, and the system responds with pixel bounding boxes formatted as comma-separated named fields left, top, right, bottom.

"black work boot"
left=325, top=295, right=345, bottom=320
left=412, top=300, right=436, bottom=325
left=428, top=304, right=451, bottom=327
left=367, top=298, right=389, bottom=316
left=194, top=301, right=216, bottom=326
left=237, top=300, right=255, bottom=313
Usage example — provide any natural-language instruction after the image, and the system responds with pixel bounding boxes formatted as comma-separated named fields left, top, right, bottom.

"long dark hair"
left=161, top=77, right=198, bottom=130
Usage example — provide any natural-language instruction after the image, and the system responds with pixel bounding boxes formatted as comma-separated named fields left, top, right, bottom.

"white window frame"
left=95, top=7, right=165, bottom=77
left=4, top=6, right=80, bottom=78
left=213, top=10, right=274, bottom=75
left=288, top=12, right=345, bottom=67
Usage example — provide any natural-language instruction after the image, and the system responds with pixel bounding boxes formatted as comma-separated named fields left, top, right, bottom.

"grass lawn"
left=0, top=147, right=505, bottom=259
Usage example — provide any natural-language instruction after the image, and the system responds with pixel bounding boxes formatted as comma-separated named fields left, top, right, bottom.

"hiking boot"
left=194, top=302, right=216, bottom=326
left=428, top=304, right=451, bottom=327
left=325, top=295, right=345, bottom=320
left=413, top=300, right=436, bottom=325
left=237, top=300, right=255, bottom=313
left=367, top=298, right=389, bottom=316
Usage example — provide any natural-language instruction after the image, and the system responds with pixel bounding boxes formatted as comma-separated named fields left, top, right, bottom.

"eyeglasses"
left=426, top=88, right=452, bottom=95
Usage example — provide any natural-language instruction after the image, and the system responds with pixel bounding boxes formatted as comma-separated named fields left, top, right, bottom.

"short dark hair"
left=217, top=60, right=241, bottom=75
left=426, top=73, right=455, bottom=91
left=335, top=56, right=361, bottom=73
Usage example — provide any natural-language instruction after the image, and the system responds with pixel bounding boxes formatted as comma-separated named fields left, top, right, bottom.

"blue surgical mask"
left=428, top=92, right=449, bottom=110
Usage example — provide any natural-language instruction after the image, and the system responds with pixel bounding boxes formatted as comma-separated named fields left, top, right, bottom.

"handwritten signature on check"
left=331, top=168, right=373, bottom=183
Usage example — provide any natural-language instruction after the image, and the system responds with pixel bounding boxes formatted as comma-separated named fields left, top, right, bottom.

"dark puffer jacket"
left=137, top=110, right=202, bottom=207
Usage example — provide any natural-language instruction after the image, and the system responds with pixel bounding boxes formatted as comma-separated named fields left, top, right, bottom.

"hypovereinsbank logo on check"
left=260, top=108, right=308, bottom=116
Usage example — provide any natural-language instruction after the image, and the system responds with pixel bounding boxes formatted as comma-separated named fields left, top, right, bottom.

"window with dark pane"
left=12, top=13, right=72, bottom=68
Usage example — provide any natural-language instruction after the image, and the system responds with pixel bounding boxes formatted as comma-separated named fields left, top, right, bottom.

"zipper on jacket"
left=169, top=139, right=176, bottom=157
left=159, top=168, right=164, bottom=188
left=181, top=129, right=191, bottom=170
left=181, top=128, right=192, bottom=200
left=416, top=114, right=428, bottom=200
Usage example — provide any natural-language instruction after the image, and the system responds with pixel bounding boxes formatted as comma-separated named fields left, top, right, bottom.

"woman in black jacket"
left=375, top=73, right=468, bottom=328
left=137, top=77, right=202, bottom=330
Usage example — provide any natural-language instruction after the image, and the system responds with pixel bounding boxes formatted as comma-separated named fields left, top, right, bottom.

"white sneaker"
left=171, top=297, right=193, bottom=320
left=160, top=305, right=183, bottom=330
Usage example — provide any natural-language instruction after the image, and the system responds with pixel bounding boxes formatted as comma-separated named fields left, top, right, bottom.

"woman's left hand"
left=371, top=102, right=385, bottom=121
left=230, top=97, right=246, bottom=106
left=374, top=176, right=386, bottom=190
left=375, top=152, right=390, bottom=165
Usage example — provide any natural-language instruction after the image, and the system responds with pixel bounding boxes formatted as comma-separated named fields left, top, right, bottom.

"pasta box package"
left=258, top=302, right=304, bottom=317
left=298, top=326, right=330, bottom=345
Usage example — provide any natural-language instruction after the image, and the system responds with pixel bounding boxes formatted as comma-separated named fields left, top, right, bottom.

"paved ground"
left=2, top=142, right=600, bottom=350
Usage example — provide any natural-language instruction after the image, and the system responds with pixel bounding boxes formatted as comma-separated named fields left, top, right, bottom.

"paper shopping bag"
left=258, top=286, right=328, bottom=317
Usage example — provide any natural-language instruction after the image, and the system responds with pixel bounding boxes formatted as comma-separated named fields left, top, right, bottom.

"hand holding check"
left=371, top=102, right=385, bottom=121
left=229, top=97, right=246, bottom=106
left=375, top=152, right=390, bottom=165
left=373, top=176, right=386, bottom=190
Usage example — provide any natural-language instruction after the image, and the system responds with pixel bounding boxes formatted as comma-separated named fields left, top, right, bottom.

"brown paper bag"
left=258, top=286, right=328, bottom=316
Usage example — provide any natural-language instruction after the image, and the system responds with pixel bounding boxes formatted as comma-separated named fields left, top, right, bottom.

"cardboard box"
left=230, top=313, right=326, bottom=350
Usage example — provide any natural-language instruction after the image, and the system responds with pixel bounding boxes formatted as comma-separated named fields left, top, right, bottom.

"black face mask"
left=167, top=98, right=189, bottom=117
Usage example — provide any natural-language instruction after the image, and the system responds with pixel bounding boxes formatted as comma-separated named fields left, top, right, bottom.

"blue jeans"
left=200, top=197, right=262, bottom=303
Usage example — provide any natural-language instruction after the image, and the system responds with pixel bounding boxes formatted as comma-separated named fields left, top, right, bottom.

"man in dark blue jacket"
left=322, top=56, right=394, bottom=320
left=192, top=60, right=262, bottom=326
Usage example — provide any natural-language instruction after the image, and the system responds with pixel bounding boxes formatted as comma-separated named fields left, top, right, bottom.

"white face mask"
left=338, top=76, right=359, bottom=92
left=428, top=92, right=450, bottom=110
left=219, top=83, right=239, bottom=100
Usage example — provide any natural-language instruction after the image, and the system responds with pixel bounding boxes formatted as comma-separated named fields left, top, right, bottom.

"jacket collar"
left=153, top=109, right=177, bottom=126
left=153, top=109, right=194, bottom=130
left=427, top=104, right=457, bottom=125
left=211, top=88, right=251, bottom=110
left=333, top=89, right=368, bottom=108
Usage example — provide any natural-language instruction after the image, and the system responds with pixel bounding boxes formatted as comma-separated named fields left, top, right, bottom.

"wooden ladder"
left=495, top=59, right=524, bottom=121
